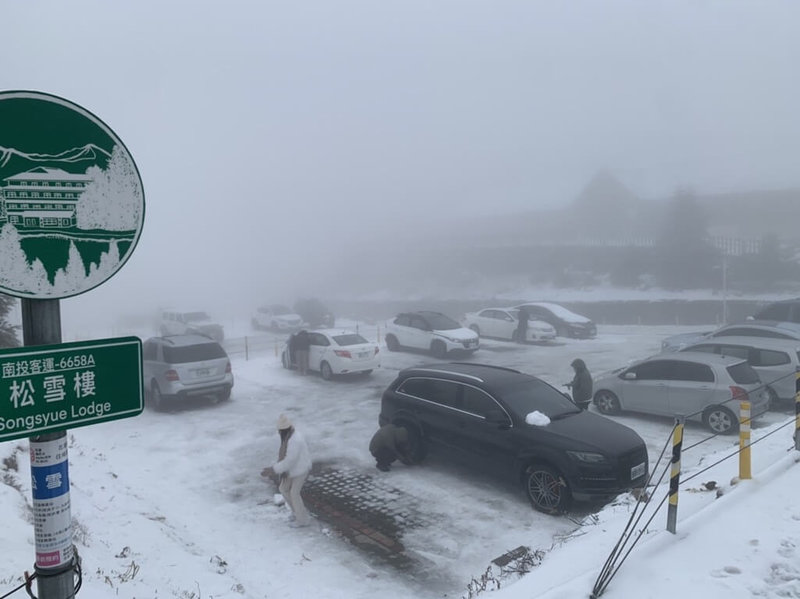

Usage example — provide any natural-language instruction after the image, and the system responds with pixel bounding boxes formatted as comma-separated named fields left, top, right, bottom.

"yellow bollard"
left=739, top=400, right=751, bottom=480
left=795, top=371, right=800, bottom=451
left=666, top=418, right=684, bottom=534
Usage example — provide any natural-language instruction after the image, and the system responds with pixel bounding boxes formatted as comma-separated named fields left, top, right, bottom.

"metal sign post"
left=22, top=299, right=74, bottom=598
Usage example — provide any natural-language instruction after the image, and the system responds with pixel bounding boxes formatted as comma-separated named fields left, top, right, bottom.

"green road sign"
left=0, top=336, right=143, bottom=442
left=0, top=90, right=145, bottom=299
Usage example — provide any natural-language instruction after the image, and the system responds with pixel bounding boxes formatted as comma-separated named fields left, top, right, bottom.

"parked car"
left=661, top=320, right=800, bottom=352
left=293, top=298, right=335, bottom=328
left=160, top=310, right=224, bottom=342
left=463, top=307, right=557, bottom=342
left=142, top=334, right=234, bottom=411
left=252, top=304, right=303, bottom=331
left=384, top=311, right=479, bottom=358
left=379, top=362, right=648, bottom=513
left=514, top=302, right=596, bottom=339
left=281, top=329, right=379, bottom=379
left=680, top=336, right=800, bottom=405
left=751, top=298, right=800, bottom=323
left=593, top=352, right=771, bottom=434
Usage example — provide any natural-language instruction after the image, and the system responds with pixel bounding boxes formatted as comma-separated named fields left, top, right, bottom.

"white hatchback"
left=281, top=329, right=380, bottom=380
left=463, top=307, right=556, bottom=342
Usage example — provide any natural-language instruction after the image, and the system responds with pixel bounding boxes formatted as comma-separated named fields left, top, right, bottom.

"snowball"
left=273, top=493, right=285, bottom=506
left=526, top=411, right=550, bottom=426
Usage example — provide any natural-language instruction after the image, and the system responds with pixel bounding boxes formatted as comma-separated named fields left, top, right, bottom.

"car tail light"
left=225, top=361, right=231, bottom=373
left=166, top=369, right=179, bottom=381
left=334, top=350, right=352, bottom=358
left=730, top=385, right=747, bottom=401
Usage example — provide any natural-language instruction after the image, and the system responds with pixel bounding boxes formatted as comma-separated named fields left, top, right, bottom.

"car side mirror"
left=623, top=372, right=637, bottom=380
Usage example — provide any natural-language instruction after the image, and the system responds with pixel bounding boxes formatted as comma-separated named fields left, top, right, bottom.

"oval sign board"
left=0, top=91, right=144, bottom=299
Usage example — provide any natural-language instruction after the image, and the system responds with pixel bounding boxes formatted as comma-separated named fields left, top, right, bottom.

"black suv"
left=379, top=363, right=648, bottom=513
left=752, top=298, right=800, bottom=324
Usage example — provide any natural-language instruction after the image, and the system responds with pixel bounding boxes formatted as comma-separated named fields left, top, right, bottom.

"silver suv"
left=142, top=335, right=234, bottom=410
left=160, top=310, right=225, bottom=342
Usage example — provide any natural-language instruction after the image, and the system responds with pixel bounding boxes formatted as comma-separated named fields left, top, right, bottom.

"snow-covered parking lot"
left=2, top=323, right=796, bottom=598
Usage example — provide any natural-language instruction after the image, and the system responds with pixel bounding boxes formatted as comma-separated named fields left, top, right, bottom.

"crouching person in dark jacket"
left=369, top=424, right=412, bottom=472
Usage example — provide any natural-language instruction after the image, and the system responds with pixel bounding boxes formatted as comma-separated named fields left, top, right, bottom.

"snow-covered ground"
left=2, top=318, right=799, bottom=599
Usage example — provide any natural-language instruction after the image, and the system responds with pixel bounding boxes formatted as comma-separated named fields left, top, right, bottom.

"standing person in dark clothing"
left=369, top=424, right=412, bottom=472
left=514, top=309, right=528, bottom=344
left=293, top=329, right=311, bottom=375
left=566, top=358, right=593, bottom=410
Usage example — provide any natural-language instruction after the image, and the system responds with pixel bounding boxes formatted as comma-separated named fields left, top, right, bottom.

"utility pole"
left=722, top=254, right=728, bottom=324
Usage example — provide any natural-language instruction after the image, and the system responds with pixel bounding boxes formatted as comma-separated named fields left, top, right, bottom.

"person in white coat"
left=270, top=413, right=312, bottom=527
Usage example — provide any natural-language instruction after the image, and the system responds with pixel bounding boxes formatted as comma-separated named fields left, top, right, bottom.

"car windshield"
left=495, top=378, right=581, bottom=419
left=164, top=343, right=227, bottom=364
left=333, top=334, right=369, bottom=346
left=726, top=361, right=760, bottom=385
left=424, top=313, right=461, bottom=330
left=184, top=312, right=211, bottom=322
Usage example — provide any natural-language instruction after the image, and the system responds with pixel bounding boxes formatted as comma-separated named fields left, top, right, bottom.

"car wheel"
left=397, top=423, right=427, bottom=464
left=218, top=388, right=231, bottom=402
left=524, top=464, right=571, bottom=514
left=320, top=361, right=334, bottom=381
left=765, top=385, right=779, bottom=407
left=385, top=334, right=399, bottom=352
left=150, top=382, right=166, bottom=412
left=703, top=405, right=738, bottom=435
left=594, top=390, right=621, bottom=415
left=430, top=340, right=447, bottom=359
left=469, top=324, right=480, bottom=336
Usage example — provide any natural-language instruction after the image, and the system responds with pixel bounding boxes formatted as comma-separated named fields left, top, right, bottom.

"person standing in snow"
left=293, top=329, right=311, bottom=375
left=566, top=358, right=593, bottom=410
left=267, top=414, right=312, bottom=527
left=514, top=309, right=529, bottom=344
left=369, top=424, right=412, bottom=472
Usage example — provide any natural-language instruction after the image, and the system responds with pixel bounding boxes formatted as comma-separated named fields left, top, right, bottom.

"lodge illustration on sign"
left=0, top=91, right=144, bottom=299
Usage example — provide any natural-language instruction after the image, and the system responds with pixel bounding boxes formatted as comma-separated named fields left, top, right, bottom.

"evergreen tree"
left=0, top=293, right=20, bottom=348
left=655, top=189, right=718, bottom=289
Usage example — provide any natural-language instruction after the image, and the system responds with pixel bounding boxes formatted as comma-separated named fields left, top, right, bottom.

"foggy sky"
left=3, top=0, right=800, bottom=322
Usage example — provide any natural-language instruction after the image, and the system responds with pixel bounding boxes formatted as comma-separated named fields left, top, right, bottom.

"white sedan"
left=281, top=329, right=380, bottom=380
left=463, top=307, right=556, bottom=342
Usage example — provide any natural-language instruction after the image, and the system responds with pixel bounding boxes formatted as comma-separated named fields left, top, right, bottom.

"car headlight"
left=566, top=451, right=609, bottom=464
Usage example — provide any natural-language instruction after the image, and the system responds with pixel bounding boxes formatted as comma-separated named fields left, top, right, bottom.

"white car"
left=160, top=310, right=224, bottom=342
left=463, top=307, right=556, bottom=342
left=252, top=304, right=303, bottom=331
left=281, top=329, right=380, bottom=380
left=384, top=311, right=479, bottom=358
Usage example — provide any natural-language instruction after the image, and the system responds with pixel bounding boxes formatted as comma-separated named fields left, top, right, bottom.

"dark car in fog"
left=515, top=302, right=597, bottom=339
left=379, top=362, right=648, bottom=514
left=293, top=298, right=335, bottom=328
